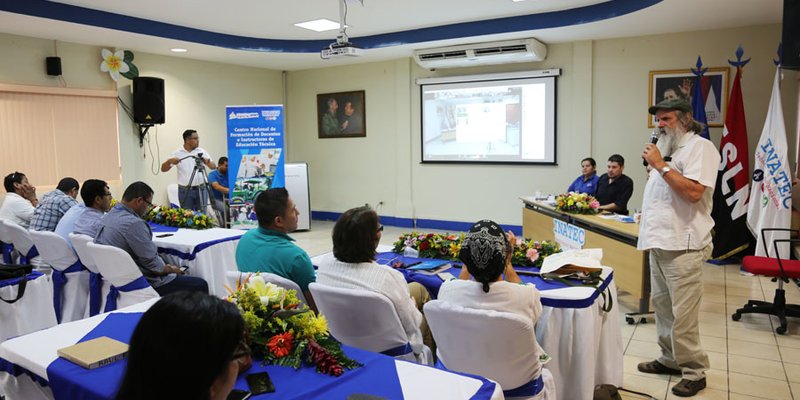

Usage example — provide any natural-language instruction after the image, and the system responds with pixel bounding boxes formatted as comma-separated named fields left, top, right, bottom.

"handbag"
left=0, top=264, right=33, bottom=304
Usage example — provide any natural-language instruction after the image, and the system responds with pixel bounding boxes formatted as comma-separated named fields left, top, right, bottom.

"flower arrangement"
left=554, top=192, right=600, bottom=214
left=144, top=205, right=214, bottom=229
left=391, top=232, right=465, bottom=260
left=226, top=274, right=361, bottom=376
left=392, top=231, right=561, bottom=268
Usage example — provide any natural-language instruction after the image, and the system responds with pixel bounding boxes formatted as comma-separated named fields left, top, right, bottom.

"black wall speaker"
left=133, top=77, right=165, bottom=125
left=45, top=57, right=61, bottom=76
left=783, top=0, right=800, bottom=70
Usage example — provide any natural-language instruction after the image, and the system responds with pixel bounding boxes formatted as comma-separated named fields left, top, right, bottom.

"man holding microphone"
left=637, top=99, right=719, bottom=397
left=161, top=129, right=215, bottom=211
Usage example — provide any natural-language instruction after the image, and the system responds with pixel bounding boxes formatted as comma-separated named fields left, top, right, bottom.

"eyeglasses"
left=142, top=198, right=154, bottom=209
left=103, top=192, right=113, bottom=197
left=377, top=224, right=384, bottom=232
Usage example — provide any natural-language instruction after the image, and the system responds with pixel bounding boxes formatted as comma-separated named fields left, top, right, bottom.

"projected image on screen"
left=421, top=76, right=556, bottom=164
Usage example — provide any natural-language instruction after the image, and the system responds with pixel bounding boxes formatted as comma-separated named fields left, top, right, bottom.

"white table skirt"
left=0, top=274, right=57, bottom=343
left=153, top=228, right=243, bottom=297
left=536, top=280, right=623, bottom=400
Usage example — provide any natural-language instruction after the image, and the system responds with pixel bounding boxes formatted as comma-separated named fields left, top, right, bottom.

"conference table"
left=0, top=298, right=503, bottom=400
left=311, top=246, right=624, bottom=400
left=149, top=224, right=244, bottom=297
left=521, top=197, right=650, bottom=314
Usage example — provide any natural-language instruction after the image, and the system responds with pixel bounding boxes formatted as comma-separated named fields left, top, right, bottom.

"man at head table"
left=566, top=157, right=599, bottom=195
left=595, top=154, right=634, bottom=215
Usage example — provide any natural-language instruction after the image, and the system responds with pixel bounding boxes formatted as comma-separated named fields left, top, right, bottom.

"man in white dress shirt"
left=160, top=129, right=215, bottom=212
left=0, top=172, right=39, bottom=228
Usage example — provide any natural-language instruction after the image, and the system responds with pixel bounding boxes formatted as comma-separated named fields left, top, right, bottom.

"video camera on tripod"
left=177, top=152, right=224, bottom=226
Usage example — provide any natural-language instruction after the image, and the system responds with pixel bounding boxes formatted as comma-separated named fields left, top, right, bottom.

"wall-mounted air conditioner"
left=413, top=38, right=547, bottom=69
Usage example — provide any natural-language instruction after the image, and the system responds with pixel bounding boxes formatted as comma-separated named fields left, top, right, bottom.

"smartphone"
left=246, top=371, right=276, bottom=395
left=227, top=389, right=251, bottom=400
left=179, top=266, right=189, bottom=273
left=156, top=233, right=174, bottom=238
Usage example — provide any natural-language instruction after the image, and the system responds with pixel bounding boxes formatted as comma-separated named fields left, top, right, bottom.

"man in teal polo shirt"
left=235, top=187, right=317, bottom=311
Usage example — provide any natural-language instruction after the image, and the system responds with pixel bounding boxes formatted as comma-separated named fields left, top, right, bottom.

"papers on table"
left=598, top=214, right=635, bottom=223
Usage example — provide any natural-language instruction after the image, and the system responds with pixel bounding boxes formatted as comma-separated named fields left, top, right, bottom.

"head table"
left=311, top=245, right=625, bottom=400
left=0, top=298, right=503, bottom=400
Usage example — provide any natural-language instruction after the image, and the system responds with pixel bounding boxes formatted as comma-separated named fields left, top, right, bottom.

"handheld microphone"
left=642, top=128, right=663, bottom=167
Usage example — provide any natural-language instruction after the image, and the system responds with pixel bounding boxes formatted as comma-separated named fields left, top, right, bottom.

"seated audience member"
left=439, top=219, right=541, bottom=324
left=208, top=156, right=229, bottom=219
left=595, top=154, right=634, bottom=214
left=566, top=157, right=599, bottom=195
left=0, top=172, right=39, bottom=228
left=316, top=206, right=435, bottom=355
left=235, top=188, right=317, bottom=310
left=95, top=181, right=208, bottom=295
left=437, top=220, right=550, bottom=397
left=55, top=179, right=112, bottom=241
left=116, top=291, right=246, bottom=400
left=29, top=177, right=79, bottom=231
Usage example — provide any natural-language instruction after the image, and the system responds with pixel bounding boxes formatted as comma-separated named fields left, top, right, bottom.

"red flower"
left=419, top=241, right=430, bottom=250
left=427, top=233, right=434, bottom=238
left=267, top=332, right=294, bottom=358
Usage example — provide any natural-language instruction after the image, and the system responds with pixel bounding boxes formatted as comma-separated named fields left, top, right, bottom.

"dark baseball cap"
left=648, top=98, right=692, bottom=115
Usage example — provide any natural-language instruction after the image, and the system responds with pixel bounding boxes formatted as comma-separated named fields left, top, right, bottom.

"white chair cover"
left=29, top=231, right=89, bottom=324
left=424, top=300, right=556, bottom=400
left=69, top=234, right=111, bottom=318
left=86, top=242, right=159, bottom=310
left=0, top=273, right=58, bottom=343
left=3, top=222, right=46, bottom=269
left=0, top=219, right=19, bottom=264
left=309, top=282, right=431, bottom=365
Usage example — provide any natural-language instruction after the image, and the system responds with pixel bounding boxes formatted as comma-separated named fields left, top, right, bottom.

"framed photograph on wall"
left=317, top=90, right=366, bottom=138
left=648, top=67, right=729, bottom=128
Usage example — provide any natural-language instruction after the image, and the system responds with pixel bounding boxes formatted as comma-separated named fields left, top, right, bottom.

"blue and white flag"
left=691, top=74, right=710, bottom=139
left=746, top=68, right=792, bottom=257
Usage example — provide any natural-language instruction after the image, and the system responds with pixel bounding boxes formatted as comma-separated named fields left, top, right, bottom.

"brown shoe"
left=671, top=378, right=706, bottom=397
left=637, top=360, right=681, bottom=375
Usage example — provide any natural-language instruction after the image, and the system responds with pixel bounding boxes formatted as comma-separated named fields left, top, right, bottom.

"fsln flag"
left=746, top=68, right=792, bottom=257
left=711, top=66, right=754, bottom=259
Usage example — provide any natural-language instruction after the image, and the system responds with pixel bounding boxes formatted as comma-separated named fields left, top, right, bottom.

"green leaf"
left=120, top=62, right=139, bottom=80
left=123, top=50, right=135, bottom=62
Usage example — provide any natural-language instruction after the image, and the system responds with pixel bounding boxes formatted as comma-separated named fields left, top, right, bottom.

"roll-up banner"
left=226, top=105, right=285, bottom=229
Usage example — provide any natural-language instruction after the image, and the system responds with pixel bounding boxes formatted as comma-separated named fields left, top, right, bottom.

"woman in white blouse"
left=316, top=206, right=434, bottom=355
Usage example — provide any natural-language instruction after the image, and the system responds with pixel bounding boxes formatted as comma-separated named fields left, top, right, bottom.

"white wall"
left=0, top=32, right=284, bottom=204
left=287, top=23, right=798, bottom=227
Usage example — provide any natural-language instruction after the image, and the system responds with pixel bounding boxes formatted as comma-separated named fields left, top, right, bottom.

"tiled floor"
left=293, top=220, right=800, bottom=400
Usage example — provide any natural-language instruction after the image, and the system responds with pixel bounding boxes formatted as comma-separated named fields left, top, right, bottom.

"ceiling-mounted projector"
left=321, top=41, right=363, bottom=59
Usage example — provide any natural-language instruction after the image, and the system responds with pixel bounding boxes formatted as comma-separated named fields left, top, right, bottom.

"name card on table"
left=552, top=219, right=585, bottom=250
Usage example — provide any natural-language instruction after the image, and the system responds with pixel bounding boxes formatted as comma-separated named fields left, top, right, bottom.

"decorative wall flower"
left=100, top=48, right=140, bottom=81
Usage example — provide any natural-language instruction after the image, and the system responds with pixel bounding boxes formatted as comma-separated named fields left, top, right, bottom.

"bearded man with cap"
left=637, top=98, right=719, bottom=397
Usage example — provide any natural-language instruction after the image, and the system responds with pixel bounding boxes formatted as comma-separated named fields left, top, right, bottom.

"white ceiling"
left=0, top=0, right=783, bottom=71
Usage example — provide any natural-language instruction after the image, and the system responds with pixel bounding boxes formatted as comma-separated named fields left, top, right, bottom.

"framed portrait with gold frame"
left=648, top=67, right=729, bottom=128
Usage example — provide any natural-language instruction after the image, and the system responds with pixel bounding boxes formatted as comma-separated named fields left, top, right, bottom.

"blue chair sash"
left=380, top=342, right=413, bottom=357
left=88, top=272, right=103, bottom=317
left=104, top=276, right=150, bottom=312
left=435, top=358, right=544, bottom=398
left=19, top=246, right=39, bottom=265
left=51, top=260, right=85, bottom=323
left=1, top=242, right=13, bottom=264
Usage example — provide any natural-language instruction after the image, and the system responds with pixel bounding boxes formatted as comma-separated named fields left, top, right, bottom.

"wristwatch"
left=659, top=166, right=672, bottom=176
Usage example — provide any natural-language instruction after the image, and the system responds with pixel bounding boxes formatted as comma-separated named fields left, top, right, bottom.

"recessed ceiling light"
left=294, top=19, right=346, bottom=32
left=511, top=0, right=527, bottom=2
left=170, top=48, right=188, bottom=53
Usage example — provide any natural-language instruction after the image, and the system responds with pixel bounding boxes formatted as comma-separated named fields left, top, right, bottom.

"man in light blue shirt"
left=55, top=179, right=113, bottom=242
left=208, top=157, right=229, bottom=220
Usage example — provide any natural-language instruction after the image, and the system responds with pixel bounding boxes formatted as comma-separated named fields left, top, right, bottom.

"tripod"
left=179, top=154, right=224, bottom=227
